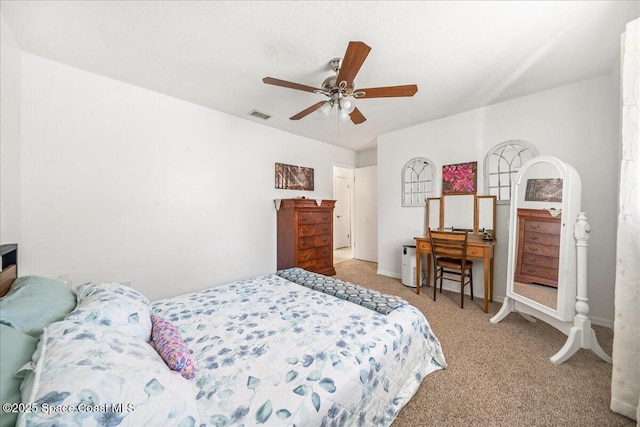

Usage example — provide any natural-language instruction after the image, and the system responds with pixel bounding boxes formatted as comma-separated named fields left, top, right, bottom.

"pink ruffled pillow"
left=151, top=314, right=196, bottom=379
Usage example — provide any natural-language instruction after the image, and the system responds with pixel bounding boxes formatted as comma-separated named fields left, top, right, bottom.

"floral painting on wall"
left=442, top=161, right=477, bottom=194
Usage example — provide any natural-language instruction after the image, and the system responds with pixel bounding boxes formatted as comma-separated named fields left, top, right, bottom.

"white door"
left=354, top=166, right=377, bottom=262
left=334, top=175, right=351, bottom=249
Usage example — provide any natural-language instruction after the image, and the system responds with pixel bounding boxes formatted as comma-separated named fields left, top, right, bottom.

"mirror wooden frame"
left=425, top=194, right=496, bottom=237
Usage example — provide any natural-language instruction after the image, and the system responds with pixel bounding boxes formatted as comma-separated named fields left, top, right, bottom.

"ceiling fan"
left=263, top=41, right=418, bottom=125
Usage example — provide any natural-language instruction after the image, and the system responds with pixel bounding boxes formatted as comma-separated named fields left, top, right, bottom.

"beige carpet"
left=333, top=259, right=634, bottom=427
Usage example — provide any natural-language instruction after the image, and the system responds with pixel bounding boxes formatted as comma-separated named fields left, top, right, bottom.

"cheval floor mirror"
left=489, top=156, right=611, bottom=364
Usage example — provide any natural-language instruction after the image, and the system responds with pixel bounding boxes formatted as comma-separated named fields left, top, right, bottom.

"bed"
left=0, top=263, right=446, bottom=427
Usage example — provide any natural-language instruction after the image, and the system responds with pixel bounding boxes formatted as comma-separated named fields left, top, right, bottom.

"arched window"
left=484, top=140, right=537, bottom=203
left=402, top=157, right=435, bottom=207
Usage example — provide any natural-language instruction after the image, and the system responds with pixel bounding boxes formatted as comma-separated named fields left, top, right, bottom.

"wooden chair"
left=428, top=228, right=474, bottom=308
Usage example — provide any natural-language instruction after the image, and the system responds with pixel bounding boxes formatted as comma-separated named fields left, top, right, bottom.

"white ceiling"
left=2, top=1, right=638, bottom=152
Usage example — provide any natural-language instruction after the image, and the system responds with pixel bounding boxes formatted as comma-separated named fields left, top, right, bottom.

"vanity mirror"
left=491, top=156, right=610, bottom=364
left=427, top=194, right=496, bottom=236
left=426, top=197, right=441, bottom=231
left=442, top=194, right=475, bottom=231
left=476, top=195, right=497, bottom=239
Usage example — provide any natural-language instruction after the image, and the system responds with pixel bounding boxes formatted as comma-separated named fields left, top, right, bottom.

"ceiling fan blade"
left=263, top=77, right=321, bottom=93
left=349, top=108, right=366, bottom=125
left=336, top=41, right=371, bottom=89
left=290, top=101, right=327, bottom=120
left=356, top=84, right=418, bottom=98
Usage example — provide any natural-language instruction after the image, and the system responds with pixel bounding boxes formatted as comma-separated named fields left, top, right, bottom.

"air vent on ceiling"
left=248, top=110, right=272, bottom=120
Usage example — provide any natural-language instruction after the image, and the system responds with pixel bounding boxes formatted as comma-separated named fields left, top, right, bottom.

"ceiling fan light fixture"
left=318, top=101, right=333, bottom=116
left=339, top=96, right=356, bottom=114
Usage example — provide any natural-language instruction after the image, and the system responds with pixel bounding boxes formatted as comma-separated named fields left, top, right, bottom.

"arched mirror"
left=498, top=156, right=581, bottom=322
left=491, top=156, right=611, bottom=364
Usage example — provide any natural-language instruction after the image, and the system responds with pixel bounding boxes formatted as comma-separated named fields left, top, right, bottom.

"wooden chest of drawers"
left=277, top=199, right=336, bottom=276
left=515, top=208, right=561, bottom=287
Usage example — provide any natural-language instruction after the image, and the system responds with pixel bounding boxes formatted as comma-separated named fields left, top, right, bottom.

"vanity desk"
left=414, top=234, right=495, bottom=313
left=414, top=194, right=497, bottom=313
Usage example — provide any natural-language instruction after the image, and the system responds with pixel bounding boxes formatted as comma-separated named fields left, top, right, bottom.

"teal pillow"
left=0, top=324, right=37, bottom=427
left=0, top=275, right=77, bottom=338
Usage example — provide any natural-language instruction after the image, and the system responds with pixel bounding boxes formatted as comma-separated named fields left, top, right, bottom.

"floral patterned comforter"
left=152, top=273, right=446, bottom=427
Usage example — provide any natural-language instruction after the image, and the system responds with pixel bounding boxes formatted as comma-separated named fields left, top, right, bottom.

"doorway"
left=333, top=166, right=353, bottom=264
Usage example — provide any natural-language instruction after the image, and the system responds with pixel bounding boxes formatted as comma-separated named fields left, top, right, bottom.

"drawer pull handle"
left=528, top=257, right=538, bottom=263
left=529, top=247, right=538, bottom=252
left=526, top=267, right=537, bottom=273
left=530, top=225, right=540, bottom=230
left=530, top=236, right=539, bottom=241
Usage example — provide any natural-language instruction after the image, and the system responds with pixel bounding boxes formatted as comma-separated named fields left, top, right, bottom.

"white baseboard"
left=375, top=270, right=614, bottom=329
left=588, top=315, right=613, bottom=329
left=377, top=270, right=400, bottom=279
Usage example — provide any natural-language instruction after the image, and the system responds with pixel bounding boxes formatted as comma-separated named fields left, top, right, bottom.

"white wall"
left=355, top=147, right=377, bottom=168
left=0, top=13, right=21, bottom=244
left=378, top=75, right=619, bottom=325
left=17, top=53, right=355, bottom=300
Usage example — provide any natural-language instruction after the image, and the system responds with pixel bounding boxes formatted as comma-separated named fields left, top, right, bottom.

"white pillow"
left=65, top=282, right=152, bottom=341
left=17, top=320, right=199, bottom=427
